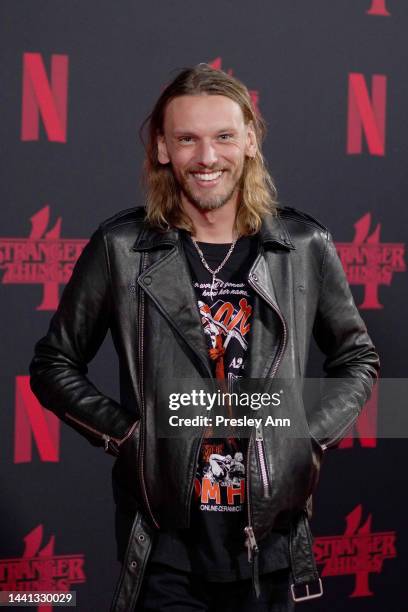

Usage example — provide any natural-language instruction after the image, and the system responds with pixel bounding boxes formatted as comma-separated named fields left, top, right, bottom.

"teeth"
left=193, top=171, right=223, bottom=181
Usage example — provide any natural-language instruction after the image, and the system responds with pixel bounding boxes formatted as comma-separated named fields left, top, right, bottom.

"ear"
left=157, top=134, right=170, bottom=164
left=245, top=121, right=257, bottom=159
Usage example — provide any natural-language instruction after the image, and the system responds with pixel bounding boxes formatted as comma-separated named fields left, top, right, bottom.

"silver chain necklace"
left=191, top=235, right=238, bottom=300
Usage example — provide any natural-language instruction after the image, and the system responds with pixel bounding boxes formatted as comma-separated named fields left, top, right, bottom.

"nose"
left=196, top=139, right=218, bottom=167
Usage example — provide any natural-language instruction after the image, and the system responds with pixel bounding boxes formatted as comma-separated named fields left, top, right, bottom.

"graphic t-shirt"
left=186, top=234, right=254, bottom=580
left=150, top=233, right=290, bottom=580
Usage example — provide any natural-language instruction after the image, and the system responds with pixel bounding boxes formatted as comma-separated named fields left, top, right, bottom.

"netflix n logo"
left=14, top=376, right=60, bottom=464
left=21, top=53, right=69, bottom=143
left=347, top=73, right=387, bottom=156
left=366, top=0, right=391, bottom=16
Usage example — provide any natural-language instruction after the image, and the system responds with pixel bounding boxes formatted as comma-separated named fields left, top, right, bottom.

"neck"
left=181, top=196, right=238, bottom=243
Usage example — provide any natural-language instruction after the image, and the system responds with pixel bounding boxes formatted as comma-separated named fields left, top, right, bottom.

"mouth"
left=189, top=170, right=224, bottom=187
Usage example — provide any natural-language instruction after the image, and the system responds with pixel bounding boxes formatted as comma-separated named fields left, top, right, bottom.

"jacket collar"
left=258, top=210, right=295, bottom=250
left=131, top=208, right=295, bottom=251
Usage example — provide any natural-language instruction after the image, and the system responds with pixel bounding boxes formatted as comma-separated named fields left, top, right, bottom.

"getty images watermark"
left=156, top=377, right=408, bottom=441
left=166, top=389, right=290, bottom=430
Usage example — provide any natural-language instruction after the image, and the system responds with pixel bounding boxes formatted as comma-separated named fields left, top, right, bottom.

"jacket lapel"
left=135, top=243, right=212, bottom=377
left=246, top=213, right=296, bottom=380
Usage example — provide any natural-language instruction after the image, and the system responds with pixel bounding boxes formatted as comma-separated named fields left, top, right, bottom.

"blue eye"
left=219, top=134, right=232, bottom=140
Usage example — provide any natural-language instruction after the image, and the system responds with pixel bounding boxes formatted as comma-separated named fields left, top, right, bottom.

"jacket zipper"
left=244, top=269, right=288, bottom=578
left=255, top=425, right=270, bottom=497
left=65, top=412, right=116, bottom=452
left=244, top=435, right=258, bottom=560
left=138, top=252, right=160, bottom=529
left=318, top=415, right=358, bottom=451
left=64, top=412, right=137, bottom=453
left=244, top=435, right=261, bottom=598
left=248, top=273, right=288, bottom=380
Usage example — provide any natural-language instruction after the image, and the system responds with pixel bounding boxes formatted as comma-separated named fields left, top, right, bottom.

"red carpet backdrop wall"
left=1, top=0, right=407, bottom=610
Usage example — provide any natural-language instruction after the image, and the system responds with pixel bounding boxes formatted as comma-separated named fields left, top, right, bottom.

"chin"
left=188, top=188, right=238, bottom=212
left=193, top=198, right=230, bottom=212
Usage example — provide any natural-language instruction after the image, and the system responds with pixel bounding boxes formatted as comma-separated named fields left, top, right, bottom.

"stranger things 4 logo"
left=313, top=505, right=396, bottom=597
left=0, top=524, right=86, bottom=610
left=335, top=213, right=406, bottom=309
left=0, top=206, right=87, bottom=310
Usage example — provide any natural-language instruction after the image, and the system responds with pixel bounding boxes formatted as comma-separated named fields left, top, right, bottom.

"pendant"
left=210, top=274, right=220, bottom=300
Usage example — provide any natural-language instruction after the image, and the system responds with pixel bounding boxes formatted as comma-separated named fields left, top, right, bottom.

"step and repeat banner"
left=1, top=1, right=406, bottom=610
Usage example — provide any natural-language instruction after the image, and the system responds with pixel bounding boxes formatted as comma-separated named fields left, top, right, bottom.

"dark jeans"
left=136, top=561, right=295, bottom=611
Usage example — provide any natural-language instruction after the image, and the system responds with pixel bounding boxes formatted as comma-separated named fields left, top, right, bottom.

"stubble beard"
left=180, top=181, right=238, bottom=211
left=176, top=166, right=244, bottom=212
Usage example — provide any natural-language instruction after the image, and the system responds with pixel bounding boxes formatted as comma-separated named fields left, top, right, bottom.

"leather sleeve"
left=29, top=226, right=137, bottom=455
left=309, top=230, right=380, bottom=449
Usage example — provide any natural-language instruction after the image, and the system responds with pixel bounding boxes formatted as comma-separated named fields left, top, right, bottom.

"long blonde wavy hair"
left=141, top=64, right=278, bottom=235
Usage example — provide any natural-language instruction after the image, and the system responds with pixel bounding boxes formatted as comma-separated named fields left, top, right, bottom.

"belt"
left=250, top=510, right=323, bottom=603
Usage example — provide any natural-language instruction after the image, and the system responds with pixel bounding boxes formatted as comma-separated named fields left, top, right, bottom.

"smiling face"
left=157, top=94, right=257, bottom=212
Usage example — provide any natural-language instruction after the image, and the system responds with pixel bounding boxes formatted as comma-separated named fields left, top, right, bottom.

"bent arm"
left=308, top=231, right=380, bottom=449
left=29, top=226, right=136, bottom=456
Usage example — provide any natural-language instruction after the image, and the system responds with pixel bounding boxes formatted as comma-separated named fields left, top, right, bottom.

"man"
left=30, top=64, right=380, bottom=611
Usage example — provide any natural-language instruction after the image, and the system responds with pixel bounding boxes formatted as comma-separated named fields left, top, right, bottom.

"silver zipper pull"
left=255, top=426, right=263, bottom=441
left=244, top=526, right=259, bottom=562
left=102, top=434, right=110, bottom=452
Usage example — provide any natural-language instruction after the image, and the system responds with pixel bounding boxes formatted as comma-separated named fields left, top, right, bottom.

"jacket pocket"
left=117, top=420, right=140, bottom=457
left=310, top=432, right=325, bottom=459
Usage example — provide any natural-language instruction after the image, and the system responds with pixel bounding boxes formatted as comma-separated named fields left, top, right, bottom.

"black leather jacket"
left=29, top=205, right=380, bottom=610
